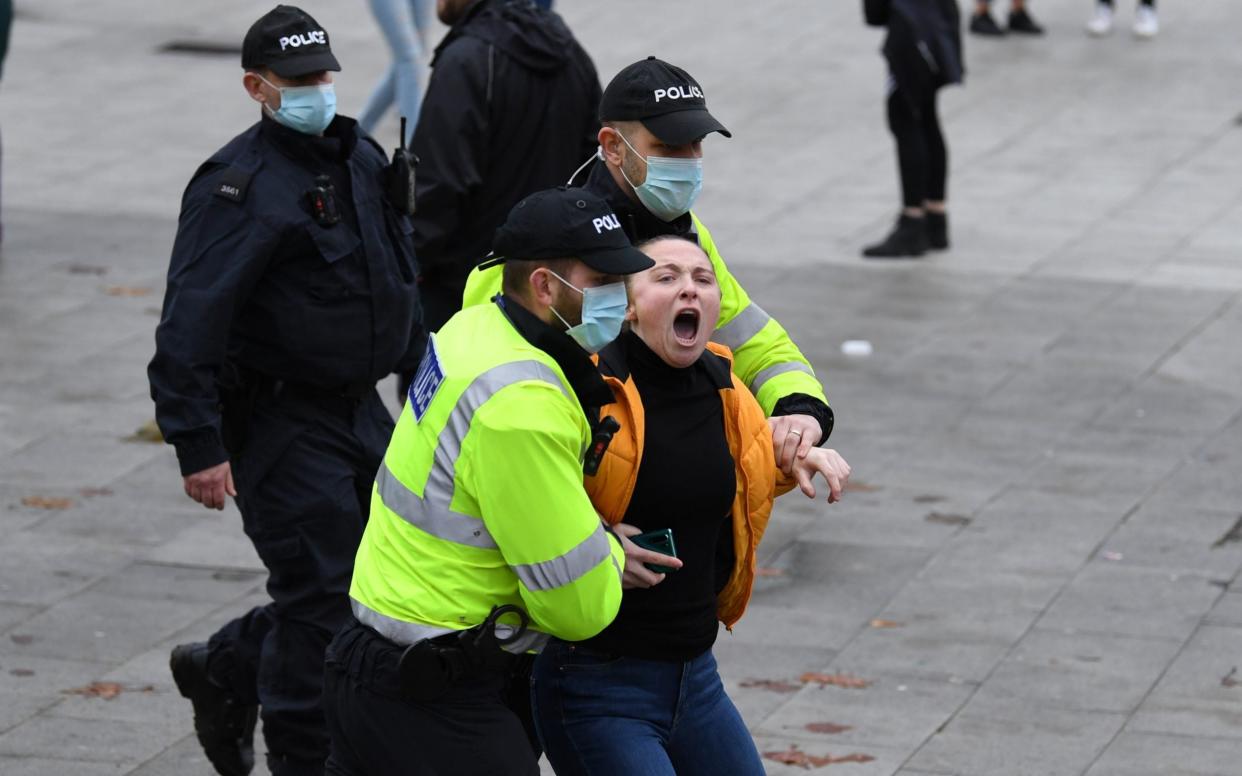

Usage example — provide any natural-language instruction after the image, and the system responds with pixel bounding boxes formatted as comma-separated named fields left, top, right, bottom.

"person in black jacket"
left=862, top=0, right=963, bottom=259
left=148, top=7, right=423, bottom=775
left=412, top=0, right=600, bottom=332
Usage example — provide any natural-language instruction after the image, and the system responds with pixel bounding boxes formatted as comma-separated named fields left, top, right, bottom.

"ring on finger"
left=789, top=430, right=802, bottom=437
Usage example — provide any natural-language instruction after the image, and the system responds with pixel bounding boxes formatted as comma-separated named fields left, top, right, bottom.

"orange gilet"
left=585, top=341, right=794, bottom=629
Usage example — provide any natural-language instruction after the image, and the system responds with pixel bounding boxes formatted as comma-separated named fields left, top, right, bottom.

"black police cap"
left=489, top=188, right=654, bottom=275
left=242, top=5, right=341, bottom=78
left=599, top=56, right=731, bottom=146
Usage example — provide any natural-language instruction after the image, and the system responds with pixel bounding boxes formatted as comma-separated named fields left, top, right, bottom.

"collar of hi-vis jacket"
left=494, top=294, right=614, bottom=412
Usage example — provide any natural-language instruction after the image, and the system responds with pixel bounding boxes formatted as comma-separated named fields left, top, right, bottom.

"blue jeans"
left=359, top=0, right=433, bottom=143
left=531, top=641, right=765, bottom=776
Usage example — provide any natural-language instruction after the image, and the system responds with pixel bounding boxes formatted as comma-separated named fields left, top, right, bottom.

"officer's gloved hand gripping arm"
left=149, top=169, right=277, bottom=508
left=463, top=386, right=625, bottom=642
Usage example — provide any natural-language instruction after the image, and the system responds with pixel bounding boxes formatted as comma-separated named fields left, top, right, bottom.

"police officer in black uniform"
left=147, top=7, right=424, bottom=776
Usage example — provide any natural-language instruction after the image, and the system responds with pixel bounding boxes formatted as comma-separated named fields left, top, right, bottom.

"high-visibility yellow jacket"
left=350, top=301, right=626, bottom=649
left=461, top=213, right=827, bottom=416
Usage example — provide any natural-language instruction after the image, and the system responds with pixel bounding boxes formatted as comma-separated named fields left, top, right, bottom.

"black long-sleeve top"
left=584, top=331, right=737, bottom=661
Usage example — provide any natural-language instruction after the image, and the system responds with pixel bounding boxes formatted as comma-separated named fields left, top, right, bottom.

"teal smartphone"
left=629, top=528, right=678, bottom=574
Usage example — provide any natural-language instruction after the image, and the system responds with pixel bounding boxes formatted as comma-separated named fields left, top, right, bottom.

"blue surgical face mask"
left=259, top=74, right=337, bottom=135
left=617, top=132, right=704, bottom=222
left=547, top=271, right=629, bottom=354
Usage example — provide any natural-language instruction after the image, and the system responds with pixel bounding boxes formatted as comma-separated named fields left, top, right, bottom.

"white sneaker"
left=1085, top=3, right=1114, bottom=36
left=1133, top=6, right=1159, bottom=38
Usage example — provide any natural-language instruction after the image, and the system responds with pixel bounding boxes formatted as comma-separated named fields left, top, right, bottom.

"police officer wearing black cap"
left=570, top=57, right=838, bottom=477
left=148, top=6, right=424, bottom=776
left=322, top=186, right=647, bottom=775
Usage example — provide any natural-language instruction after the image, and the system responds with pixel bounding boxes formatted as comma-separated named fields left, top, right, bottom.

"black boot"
left=925, top=211, right=950, bottom=250
left=863, top=214, right=928, bottom=258
left=1008, top=8, right=1045, bottom=35
left=969, top=11, right=1006, bottom=36
left=171, top=643, right=258, bottom=776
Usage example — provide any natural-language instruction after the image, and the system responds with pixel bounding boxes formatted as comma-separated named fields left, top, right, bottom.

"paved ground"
left=1, top=0, right=1240, bottom=774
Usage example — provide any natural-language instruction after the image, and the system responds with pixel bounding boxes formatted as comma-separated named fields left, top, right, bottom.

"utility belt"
left=396, top=605, right=530, bottom=702
left=344, top=605, right=532, bottom=703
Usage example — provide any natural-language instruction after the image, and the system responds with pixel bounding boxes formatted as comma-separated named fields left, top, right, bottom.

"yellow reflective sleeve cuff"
left=752, top=361, right=827, bottom=416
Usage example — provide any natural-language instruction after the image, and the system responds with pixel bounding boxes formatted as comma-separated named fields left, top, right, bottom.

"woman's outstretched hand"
left=791, top=448, right=851, bottom=503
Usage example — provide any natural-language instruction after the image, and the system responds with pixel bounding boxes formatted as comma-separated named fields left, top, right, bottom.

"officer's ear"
left=528, top=267, right=558, bottom=308
left=243, top=70, right=273, bottom=107
left=597, top=127, right=626, bottom=168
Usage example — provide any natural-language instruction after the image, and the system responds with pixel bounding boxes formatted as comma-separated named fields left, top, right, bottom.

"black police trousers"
left=205, top=390, right=394, bottom=776
left=324, top=618, right=540, bottom=776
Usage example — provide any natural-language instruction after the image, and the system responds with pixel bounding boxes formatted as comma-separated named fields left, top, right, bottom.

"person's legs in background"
left=864, top=86, right=931, bottom=259
left=921, top=91, right=950, bottom=251
left=969, top=0, right=1006, bottom=37
left=1007, top=0, right=1044, bottom=35
left=1133, top=0, right=1158, bottom=38
left=1088, top=0, right=1157, bottom=38
left=972, top=0, right=1043, bottom=36
left=359, top=0, right=432, bottom=144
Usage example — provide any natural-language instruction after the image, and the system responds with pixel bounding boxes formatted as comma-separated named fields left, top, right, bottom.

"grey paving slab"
left=2, top=590, right=219, bottom=664
left=1095, top=501, right=1242, bottom=580
left=125, top=734, right=252, bottom=776
left=0, top=431, right=167, bottom=490
left=1204, top=590, right=1242, bottom=628
left=968, top=628, right=1184, bottom=715
left=752, top=735, right=908, bottom=776
left=757, top=674, right=974, bottom=753
left=0, top=713, right=171, bottom=768
left=1085, top=730, right=1242, bottom=776
left=723, top=601, right=860, bottom=654
left=0, top=756, right=128, bottom=775
left=906, top=706, right=1128, bottom=776
left=1037, top=563, right=1225, bottom=641
left=827, top=608, right=1028, bottom=685
left=749, top=540, right=931, bottom=619
left=1090, top=373, right=1242, bottom=439
left=90, top=562, right=264, bottom=606
left=1129, top=625, right=1242, bottom=740
left=0, top=532, right=132, bottom=608
left=140, top=505, right=263, bottom=571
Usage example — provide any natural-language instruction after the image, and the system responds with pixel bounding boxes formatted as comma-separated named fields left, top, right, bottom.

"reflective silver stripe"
left=504, top=629, right=551, bottom=655
left=711, top=303, right=771, bottom=351
left=352, top=599, right=551, bottom=654
left=352, top=598, right=453, bottom=645
left=380, top=359, right=571, bottom=549
left=511, top=523, right=614, bottom=592
left=377, top=463, right=497, bottom=549
left=750, top=361, right=816, bottom=394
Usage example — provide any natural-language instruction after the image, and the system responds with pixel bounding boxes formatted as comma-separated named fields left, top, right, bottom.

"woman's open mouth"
left=673, top=310, right=699, bottom=345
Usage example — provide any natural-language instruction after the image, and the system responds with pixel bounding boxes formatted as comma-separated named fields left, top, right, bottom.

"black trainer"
left=969, top=11, right=1006, bottom=36
left=170, top=643, right=258, bottom=776
left=925, top=211, right=950, bottom=250
left=863, top=214, right=928, bottom=259
left=1008, top=9, right=1045, bottom=35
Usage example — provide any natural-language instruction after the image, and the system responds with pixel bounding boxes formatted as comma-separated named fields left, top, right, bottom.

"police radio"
left=583, top=416, right=620, bottom=476
left=387, top=117, right=418, bottom=216
left=306, top=175, right=341, bottom=227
